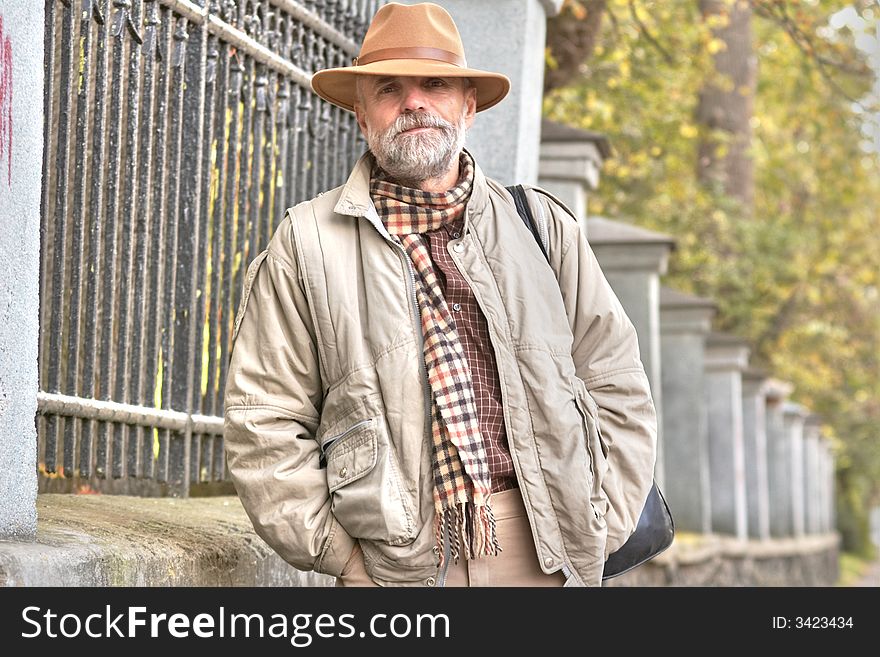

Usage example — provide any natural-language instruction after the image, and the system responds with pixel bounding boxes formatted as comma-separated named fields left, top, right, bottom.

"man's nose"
left=401, top=84, right=427, bottom=112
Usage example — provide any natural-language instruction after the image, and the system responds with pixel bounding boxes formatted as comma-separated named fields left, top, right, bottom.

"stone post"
left=704, top=332, right=750, bottom=539
left=659, top=286, right=716, bottom=534
left=765, top=379, right=794, bottom=537
left=783, top=402, right=808, bottom=537
left=741, top=369, right=771, bottom=540
left=538, top=119, right=612, bottom=233
left=408, top=1, right=565, bottom=184
left=819, top=437, right=836, bottom=532
left=587, top=218, right=676, bottom=487
left=0, top=3, right=43, bottom=539
left=803, top=416, right=823, bottom=534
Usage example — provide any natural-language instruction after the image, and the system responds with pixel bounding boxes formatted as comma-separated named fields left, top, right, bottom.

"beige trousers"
left=335, top=487, right=567, bottom=587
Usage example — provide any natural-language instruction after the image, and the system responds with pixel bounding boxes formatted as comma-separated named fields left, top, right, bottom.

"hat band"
left=354, top=46, right=466, bottom=68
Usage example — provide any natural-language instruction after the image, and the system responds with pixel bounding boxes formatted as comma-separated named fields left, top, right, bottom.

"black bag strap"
left=506, top=184, right=549, bottom=262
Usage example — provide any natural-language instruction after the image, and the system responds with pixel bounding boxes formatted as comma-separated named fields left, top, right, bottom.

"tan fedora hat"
left=311, top=2, right=510, bottom=113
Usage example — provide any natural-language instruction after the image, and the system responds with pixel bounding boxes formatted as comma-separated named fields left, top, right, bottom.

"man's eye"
left=378, top=85, right=396, bottom=94
left=427, top=79, right=446, bottom=88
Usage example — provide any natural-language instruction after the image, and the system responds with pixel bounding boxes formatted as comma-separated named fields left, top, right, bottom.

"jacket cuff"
left=315, top=516, right=357, bottom=577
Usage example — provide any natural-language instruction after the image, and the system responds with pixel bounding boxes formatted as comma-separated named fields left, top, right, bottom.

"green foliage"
left=545, top=0, right=880, bottom=553
left=836, top=550, right=875, bottom=586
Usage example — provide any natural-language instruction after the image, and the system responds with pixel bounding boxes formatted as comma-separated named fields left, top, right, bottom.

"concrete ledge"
left=0, top=495, right=334, bottom=587
left=0, top=496, right=840, bottom=587
left=605, top=531, right=841, bottom=587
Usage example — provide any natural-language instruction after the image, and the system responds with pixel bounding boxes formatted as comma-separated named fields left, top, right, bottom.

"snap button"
left=452, top=303, right=461, bottom=312
left=426, top=577, right=436, bottom=586
left=432, top=546, right=441, bottom=555
left=453, top=242, right=464, bottom=253
left=544, top=557, right=554, bottom=567
left=452, top=230, right=461, bottom=239
left=340, top=467, right=348, bottom=478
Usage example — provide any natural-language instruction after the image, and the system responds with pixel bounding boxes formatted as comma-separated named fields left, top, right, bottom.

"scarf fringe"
left=434, top=498, right=500, bottom=567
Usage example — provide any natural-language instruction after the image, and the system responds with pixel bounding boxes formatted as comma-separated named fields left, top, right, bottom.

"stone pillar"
left=783, top=402, right=808, bottom=537
left=587, top=218, right=676, bottom=487
left=659, top=286, right=716, bottom=534
left=765, top=379, right=794, bottom=537
left=824, top=440, right=837, bottom=534
left=803, top=416, right=822, bottom=534
left=741, top=369, right=771, bottom=540
left=408, top=1, right=564, bottom=184
left=704, top=332, right=750, bottom=539
left=538, top=119, right=611, bottom=233
left=817, top=436, right=832, bottom=534
left=0, top=3, right=43, bottom=539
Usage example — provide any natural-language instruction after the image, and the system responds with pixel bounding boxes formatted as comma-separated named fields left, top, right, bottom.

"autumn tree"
left=545, top=0, right=880, bottom=555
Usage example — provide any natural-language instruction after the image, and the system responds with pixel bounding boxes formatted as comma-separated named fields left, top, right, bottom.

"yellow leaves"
left=705, top=12, right=731, bottom=30
left=566, top=0, right=588, bottom=20
left=632, top=3, right=650, bottom=24
left=707, top=38, right=727, bottom=54
left=679, top=123, right=699, bottom=138
left=545, top=46, right=559, bottom=71
left=650, top=145, right=663, bottom=157
left=605, top=159, right=631, bottom=179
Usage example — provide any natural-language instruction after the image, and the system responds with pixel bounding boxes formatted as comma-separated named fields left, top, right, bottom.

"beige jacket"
left=223, top=151, right=657, bottom=587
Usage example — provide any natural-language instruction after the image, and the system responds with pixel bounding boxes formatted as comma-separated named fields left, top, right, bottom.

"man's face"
left=354, top=76, right=477, bottom=185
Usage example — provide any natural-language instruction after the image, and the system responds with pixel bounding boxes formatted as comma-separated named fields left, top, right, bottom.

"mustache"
left=387, top=112, right=453, bottom=138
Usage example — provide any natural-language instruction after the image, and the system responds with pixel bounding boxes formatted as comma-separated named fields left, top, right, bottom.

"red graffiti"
left=0, top=15, right=11, bottom=187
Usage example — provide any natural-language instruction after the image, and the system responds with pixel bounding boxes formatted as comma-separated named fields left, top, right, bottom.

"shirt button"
left=426, top=577, right=436, bottom=586
left=453, top=243, right=464, bottom=253
left=452, top=303, right=462, bottom=312
left=451, top=230, right=461, bottom=239
left=544, top=557, right=554, bottom=567
left=432, top=546, right=441, bottom=555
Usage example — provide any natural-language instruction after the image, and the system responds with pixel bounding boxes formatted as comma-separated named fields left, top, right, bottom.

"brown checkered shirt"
left=422, top=216, right=518, bottom=494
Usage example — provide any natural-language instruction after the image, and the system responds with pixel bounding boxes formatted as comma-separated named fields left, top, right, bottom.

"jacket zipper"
left=392, top=241, right=450, bottom=587
left=390, top=242, right=432, bottom=443
left=360, top=207, right=445, bottom=585
left=319, top=418, right=372, bottom=466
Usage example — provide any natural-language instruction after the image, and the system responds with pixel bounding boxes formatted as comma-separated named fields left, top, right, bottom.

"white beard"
left=366, top=107, right=467, bottom=186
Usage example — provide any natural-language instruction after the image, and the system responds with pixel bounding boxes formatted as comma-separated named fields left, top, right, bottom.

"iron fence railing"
left=38, top=0, right=383, bottom=496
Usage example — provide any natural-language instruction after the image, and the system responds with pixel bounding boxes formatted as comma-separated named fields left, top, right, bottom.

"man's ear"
left=464, top=85, right=477, bottom=129
left=354, top=103, right=368, bottom=137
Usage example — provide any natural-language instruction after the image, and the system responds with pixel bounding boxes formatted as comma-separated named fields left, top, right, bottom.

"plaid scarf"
left=370, top=152, right=500, bottom=566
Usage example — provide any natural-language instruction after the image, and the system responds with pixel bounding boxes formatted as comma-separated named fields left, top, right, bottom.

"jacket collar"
left=333, top=148, right=491, bottom=236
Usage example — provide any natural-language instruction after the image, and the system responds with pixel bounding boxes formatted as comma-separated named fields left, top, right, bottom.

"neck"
left=415, top=157, right=461, bottom=193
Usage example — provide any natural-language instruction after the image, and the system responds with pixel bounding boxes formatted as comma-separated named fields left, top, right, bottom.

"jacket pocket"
left=323, top=417, right=416, bottom=546
left=572, top=382, right=610, bottom=519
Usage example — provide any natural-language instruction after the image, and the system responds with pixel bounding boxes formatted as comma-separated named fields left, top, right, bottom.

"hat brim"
left=311, top=59, right=510, bottom=113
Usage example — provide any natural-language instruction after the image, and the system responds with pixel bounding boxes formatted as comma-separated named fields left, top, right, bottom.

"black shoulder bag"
left=506, top=184, right=675, bottom=580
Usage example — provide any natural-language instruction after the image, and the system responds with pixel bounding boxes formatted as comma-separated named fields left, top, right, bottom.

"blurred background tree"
left=544, top=0, right=880, bottom=556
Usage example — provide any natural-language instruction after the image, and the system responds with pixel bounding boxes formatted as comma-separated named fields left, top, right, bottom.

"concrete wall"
left=784, top=403, right=808, bottom=537
left=741, top=372, right=771, bottom=540
left=605, top=533, right=839, bottom=587
left=587, top=218, right=674, bottom=487
left=659, top=287, right=714, bottom=533
left=0, top=2, right=44, bottom=540
left=704, top=334, right=749, bottom=539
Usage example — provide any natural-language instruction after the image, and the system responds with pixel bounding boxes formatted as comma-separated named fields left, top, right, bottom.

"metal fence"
left=38, top=0, right=383, bottom=496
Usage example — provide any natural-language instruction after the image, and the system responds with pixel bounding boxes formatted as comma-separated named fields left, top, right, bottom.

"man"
left=223, top=2, right=657, bottom=587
